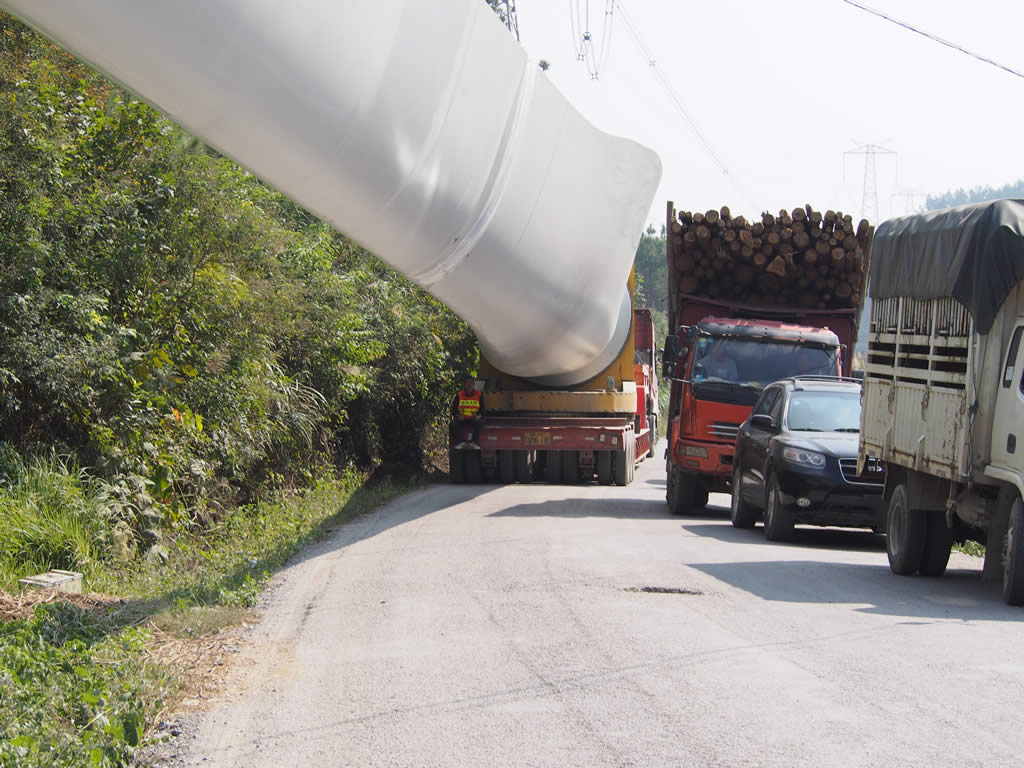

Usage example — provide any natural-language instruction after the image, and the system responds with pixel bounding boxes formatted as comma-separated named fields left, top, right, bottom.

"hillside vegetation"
left=0, top=16, right=477, bottom=589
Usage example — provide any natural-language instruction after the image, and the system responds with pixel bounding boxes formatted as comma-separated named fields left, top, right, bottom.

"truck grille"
left=839, top=457, right=885, bottom=486
left=709, top=422, right=740, bottom=441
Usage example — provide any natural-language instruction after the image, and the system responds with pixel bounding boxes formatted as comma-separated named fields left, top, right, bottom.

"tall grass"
left=0, top=451, right=112, bottom=590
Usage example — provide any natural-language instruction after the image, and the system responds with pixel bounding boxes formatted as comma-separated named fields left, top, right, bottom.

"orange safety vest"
left=457, top=389, right=481, bottom=419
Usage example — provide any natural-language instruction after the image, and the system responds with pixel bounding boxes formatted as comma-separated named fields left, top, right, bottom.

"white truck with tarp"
left=859, top=198, right=1024, bottom=604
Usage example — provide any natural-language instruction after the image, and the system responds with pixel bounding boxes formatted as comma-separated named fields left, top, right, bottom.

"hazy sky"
left=515, top=0, right=1024, bottom=229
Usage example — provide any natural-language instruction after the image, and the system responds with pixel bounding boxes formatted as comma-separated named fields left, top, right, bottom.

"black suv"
left=730, top=377, right=884, bottom=541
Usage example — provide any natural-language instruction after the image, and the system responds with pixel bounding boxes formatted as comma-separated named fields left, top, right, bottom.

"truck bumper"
left=671, top=439, right=733, bottom=492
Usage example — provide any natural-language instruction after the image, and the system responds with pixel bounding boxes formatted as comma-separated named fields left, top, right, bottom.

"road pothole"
left=623, top=586, right=703, bottom=595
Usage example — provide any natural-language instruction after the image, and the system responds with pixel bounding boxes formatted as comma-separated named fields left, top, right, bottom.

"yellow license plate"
left=524, top=431, right=551, bottom=446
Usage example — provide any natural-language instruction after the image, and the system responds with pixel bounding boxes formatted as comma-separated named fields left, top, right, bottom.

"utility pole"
left=844, top=143, right=897, bottom=224
left=890, top=188, right=927, bottom=216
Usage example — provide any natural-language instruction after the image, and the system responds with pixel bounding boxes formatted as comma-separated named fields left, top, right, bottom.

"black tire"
left=498, top=451, right=516, bottom=484
left=515, top=451, right=532, bottom=483
left=465, top=452, right=483, bottom=484
left=597, top=451, right=613, bottom=485
left=919, top=510, right=953, bottom=577
left=562, top=451, right=581, bottom=484
left=763, top=473, right=795, bottom=542
left=450, top=450, right=465, bottom=484
left=543, top=451, right=561, bottom=483
left=1003, top=498, right=1024, bottom=605
left=693, top=487, right=709, bottom=510
left=614, top=448, right=628, bottom=486
left=885, top=483, right=926, bottom=575
left=730, top=464, right=758, bottom=529
left=626, top=436, right=636, bottom=484
left=667, top=465, right=697, bottom=515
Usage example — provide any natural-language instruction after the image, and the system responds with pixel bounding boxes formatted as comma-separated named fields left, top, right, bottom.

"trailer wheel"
left=449, top=450, right=465, bottom=484
left=596, top=452, right=612, bottom=485
left=763, top=473, right=794, bottom=542
left=562, top=451, right=581, bottom=484
left=886, top=484, right=925, bottom=575
left=614, top=447, right=628, bottom=486
left=543, top=451, right=562, bottom=483
left=919, top=511, right=953, bottom=577
left=465, top=452, right=483, bottom=484
left=515, top=451, right=532, bottom=483
left=498, top=451, right=516, bottom=484
left=647, top=415, right=657, bottom=458
left=1003, top=498, right=1024, bottom=605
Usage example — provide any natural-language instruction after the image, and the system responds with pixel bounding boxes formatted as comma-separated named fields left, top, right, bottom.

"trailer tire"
left=627, top=435, right=636, bottom=484
left=498, top=451, right=516, bottom=484
left=1003, top=498, right=1024, bottom=605
left=886, top=484, right=925, bottom=575
left=597, top=452, right=613, bottom=485
left=667, top=465, right=696, bottom=515
left=543, top=451, right=562, bottom=484
left=464, top=452, right=483, bottom=484
left=614, top=448, right=629, bottom=487
left=730, top=465, right=757, bottom=529
left=647, top=415, right=657, bottom=458
left=450, top=450, right=465, bottom=484
left=919, top=511, right=953, bottom=577
left=515, top=451, right=532, bottom=483
left=763, top=473, right=794, bottom=542
left=562, top=451, right=581, bottom=484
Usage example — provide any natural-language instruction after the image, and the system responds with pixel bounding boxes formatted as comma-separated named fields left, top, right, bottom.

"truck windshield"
left=691, top=336, right=837, bottom=390
left=787, top=391, right=861, bottom=432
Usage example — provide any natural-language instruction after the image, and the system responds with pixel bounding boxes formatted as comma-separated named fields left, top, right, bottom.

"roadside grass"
left=0, top=466, right=424, bottom=767
left=954, top=540, right=986, bottom=558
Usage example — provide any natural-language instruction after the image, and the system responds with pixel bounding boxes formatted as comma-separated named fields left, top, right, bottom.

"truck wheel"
left=647, top=415, right=657, bottom=458
left=667, top=465, right=696, bottom=515
left=597, top=451, right=612, bottom=485
left=465, top=452, right=483, bottom=484
left=730, top=465, right=757, bottom=528
left=450, top=450, right=465, bottom=484
left=614, top=447, right=629, bottom=486
left=515, top=451, right=532, bottom=483
left=1003, top=498, right=1024, bottom=605
left=886, top=484, right=925, bottom=575
left=562, top=451, right=581, bottom=484
left=763, top=473, right=794, bottom=542
left=919, top=511, right=953, bottom=577
left=498, top=451, right=516, bottom=484
left=626, top=436, right=636, bottom=484
left=543, top=451, right=562, bottom=483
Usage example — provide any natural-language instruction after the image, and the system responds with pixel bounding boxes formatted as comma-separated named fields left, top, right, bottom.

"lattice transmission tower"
left=844, top=143, right=897, bottom=225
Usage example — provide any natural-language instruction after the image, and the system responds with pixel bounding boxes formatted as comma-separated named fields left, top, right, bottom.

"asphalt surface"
left=175, top=446, right=1024, bottom=767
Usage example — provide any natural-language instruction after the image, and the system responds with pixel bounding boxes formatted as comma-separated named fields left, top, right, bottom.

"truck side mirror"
left=662, top=335, right=680, bottom=378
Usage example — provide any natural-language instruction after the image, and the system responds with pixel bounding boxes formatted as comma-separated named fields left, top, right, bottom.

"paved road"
left=181, top=448, right=1023, bottom=767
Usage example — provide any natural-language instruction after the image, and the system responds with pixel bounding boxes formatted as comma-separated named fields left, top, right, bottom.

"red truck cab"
left=663, top=296, right=855, bottom=514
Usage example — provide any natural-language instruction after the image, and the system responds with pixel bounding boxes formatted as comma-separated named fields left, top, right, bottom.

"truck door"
left=991, top=322, right=1024, bottom=471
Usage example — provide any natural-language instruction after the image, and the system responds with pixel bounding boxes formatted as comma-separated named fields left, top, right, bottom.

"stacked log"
left=668, top=203, right=873, bottom=310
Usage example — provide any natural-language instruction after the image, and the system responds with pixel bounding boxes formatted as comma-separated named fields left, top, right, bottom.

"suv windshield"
left=787, top=390, right=861, bottom=432
left=691, top=336, right=837, bottom=390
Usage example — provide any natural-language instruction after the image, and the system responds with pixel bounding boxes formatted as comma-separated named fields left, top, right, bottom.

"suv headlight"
left=782, top=447, right=826, bottom=468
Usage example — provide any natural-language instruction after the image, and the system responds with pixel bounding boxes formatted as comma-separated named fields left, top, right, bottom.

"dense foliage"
left=926, top=179, right=1024, bottom=211
left=0, top=16, right=477, bottom=583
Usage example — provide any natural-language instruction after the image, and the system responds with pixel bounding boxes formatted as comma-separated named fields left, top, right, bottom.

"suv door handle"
left=1009, top=434, right=1017, bottom=454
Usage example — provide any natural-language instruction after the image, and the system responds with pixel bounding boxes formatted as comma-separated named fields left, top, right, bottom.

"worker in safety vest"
left=450, top=376, right=485, bottom=449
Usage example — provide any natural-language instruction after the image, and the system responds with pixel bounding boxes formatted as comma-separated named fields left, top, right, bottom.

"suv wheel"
left=763, top=472, right=794, bottom=542
left=730, top=464, right=758, bottom=529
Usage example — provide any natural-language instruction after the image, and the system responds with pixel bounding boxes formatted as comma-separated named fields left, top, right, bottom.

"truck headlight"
left=682, top=446, right=708, bottom=458
left=782, top=447, right=826, bottom=468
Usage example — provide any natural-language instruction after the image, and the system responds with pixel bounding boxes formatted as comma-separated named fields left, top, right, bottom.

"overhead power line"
left=838, top=0, right=1024, bottom=81
left=612, top=1, right=732, bottom=180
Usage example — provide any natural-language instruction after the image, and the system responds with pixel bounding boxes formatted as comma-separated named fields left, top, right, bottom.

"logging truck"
left=450, top=293, right=658, bottom=486
left=662, top=202, right=872, bottom=514
left=859, top=199, right=1024, bottom=605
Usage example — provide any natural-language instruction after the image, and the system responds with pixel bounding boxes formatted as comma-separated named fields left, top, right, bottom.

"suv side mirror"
left=750, top=414, right=777, bottom=431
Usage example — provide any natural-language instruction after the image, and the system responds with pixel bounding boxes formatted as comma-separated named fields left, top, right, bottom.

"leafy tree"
left=926, top=179, right=1024, bottom=210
